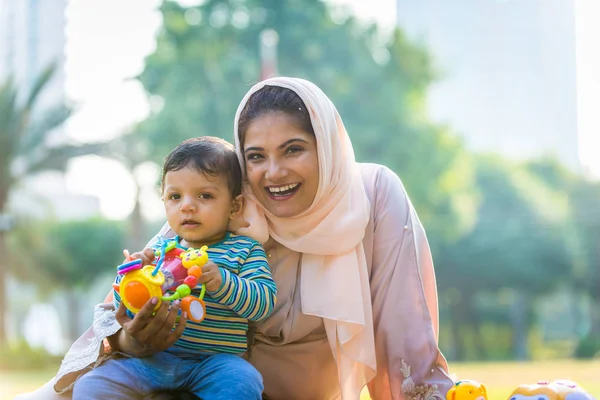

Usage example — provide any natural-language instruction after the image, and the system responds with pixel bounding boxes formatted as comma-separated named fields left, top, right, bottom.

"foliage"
left=8, top=218, right=126, bottom=293
left=0, top=339, right=63, bottom=371
left=8, top=218, right=125, bottom=342
left=0, top=64, right=108, bottom=344
left=526, top=157, right=600, bottom=336
left=574, top=334, right=600, bottom=359
left=435, top=155, right=578, bottom=360
left=136, top=0, right=478, bottom=246
left=438, top=155, right=575, bottom=294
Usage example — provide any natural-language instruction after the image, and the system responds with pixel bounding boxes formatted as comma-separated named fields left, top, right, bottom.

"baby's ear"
left=230, top=194, right=244, bottom=219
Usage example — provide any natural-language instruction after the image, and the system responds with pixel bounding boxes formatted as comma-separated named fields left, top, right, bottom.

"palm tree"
left=0, top=64, right=107, bottom=344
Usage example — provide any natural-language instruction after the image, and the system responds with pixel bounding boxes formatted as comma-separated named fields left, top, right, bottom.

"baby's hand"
left=123, top=248, right=155, bottom=266
left=198, top=261, right=223, bottom=292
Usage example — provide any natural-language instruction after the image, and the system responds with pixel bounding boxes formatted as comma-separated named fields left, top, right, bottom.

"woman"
left=17, top=77, right=453, bottom=400
left=227, top=77, right=453, bottom=399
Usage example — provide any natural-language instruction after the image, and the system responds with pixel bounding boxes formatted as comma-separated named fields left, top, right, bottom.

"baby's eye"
left=168, top=193, right=181, bottom=200
left=198, top=193, right=213, bottom=199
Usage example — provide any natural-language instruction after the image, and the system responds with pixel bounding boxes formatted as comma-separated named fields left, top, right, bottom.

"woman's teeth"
left=268, top=183, right=299, bottom=196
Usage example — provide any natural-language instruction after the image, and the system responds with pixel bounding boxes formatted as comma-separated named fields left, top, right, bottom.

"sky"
left=62, top=0, right=600, bottom=220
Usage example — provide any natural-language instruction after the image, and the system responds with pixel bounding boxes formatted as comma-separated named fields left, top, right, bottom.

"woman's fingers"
left=125, top=297, right=158, bottom=336
left=115, top=302, right=130, bottom=327
left=139, top=301, right=171, bottom=339
left=150, top=301, right=182, bottom=346
left=163, top=310, right=187, bottom=349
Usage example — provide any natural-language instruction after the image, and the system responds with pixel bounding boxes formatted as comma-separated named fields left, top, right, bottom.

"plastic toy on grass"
left=446, top=380, right=487, bottom=400
left=114, top=240, right=209, bottom=323
left=508, top=380, right=596, bottom=400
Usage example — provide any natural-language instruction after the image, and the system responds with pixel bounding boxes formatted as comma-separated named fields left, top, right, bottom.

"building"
left=0, top=0, right=67, bottom=109
left=396, top=0, right=581, bottom=171
left=1, top=0, right=103, bottom=353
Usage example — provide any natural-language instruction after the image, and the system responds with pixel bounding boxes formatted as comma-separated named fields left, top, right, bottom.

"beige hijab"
left=232, top=77, right=376, bottom=398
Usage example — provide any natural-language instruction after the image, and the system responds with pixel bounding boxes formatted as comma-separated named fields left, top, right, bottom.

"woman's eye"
left=246, top=153, right=263, bottom=161
left=285, top=146, right=303, bottom=155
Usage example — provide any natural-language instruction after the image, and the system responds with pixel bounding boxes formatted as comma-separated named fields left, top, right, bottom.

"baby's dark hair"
left=161, top=136, right=242, bottom=197
left=237, top=85, right=315, bottom=145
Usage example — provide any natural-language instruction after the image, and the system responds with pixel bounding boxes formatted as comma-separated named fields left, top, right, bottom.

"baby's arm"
left=208, top=243, right=277, bottom=321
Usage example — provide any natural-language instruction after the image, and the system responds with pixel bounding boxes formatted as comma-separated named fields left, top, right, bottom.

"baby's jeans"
left=71, top=348, right=263, bottom=400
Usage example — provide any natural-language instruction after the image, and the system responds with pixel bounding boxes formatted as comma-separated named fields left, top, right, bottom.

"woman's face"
left=242, top=111, right=319, bottom=218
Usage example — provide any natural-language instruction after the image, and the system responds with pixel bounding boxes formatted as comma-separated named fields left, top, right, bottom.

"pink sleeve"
left=363, top=164, right=454, bottom=400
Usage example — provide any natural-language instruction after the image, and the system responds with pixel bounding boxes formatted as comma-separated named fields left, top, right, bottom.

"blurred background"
left=0, top=0, right=599, bottom=398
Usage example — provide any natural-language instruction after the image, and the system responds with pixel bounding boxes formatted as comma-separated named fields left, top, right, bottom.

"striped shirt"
left=114, top=233, right=276, bottom=354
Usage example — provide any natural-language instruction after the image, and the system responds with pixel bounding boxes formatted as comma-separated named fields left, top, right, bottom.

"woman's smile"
left=265, top=183, right=302, bottom=200
left=243, top=112, right=319, bottom=218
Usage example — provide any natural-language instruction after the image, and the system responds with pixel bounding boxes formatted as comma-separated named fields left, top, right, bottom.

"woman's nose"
left=265, top=159, right=286, bottom=181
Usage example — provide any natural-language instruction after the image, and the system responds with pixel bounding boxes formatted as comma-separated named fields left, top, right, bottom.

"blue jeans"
left=72, top=348, right=263, bottom=400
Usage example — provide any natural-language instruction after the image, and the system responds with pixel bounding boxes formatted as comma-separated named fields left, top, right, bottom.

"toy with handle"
left=114, top=240, right=209, bottom=323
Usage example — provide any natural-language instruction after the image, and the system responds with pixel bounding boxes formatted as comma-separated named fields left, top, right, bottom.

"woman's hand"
left=198, top=261, right=223, bottom=292
left=109, top=297, right=187, bottom=357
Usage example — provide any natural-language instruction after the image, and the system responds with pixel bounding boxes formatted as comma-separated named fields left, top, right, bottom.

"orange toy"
left=114, top=241, right=209, bottom=323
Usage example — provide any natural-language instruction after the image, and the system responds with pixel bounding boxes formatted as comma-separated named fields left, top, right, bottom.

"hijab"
left=232, top=77, right=376, bottom=398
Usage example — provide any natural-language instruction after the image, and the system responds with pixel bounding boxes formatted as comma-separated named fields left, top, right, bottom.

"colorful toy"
left=447, top=380, right=487, bottom=400
left=508, top=380, right=596, bottom=400
left=114, top=240, right=209, bottom=323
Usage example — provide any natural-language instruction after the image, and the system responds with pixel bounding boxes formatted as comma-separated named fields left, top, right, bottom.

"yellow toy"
left=114, top=241, right=209, bottom=323
left=447, top=380, right=488, bottom=400
left=508, top=380, right=596, bottom=400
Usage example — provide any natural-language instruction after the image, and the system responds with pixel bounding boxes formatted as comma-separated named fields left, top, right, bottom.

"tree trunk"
left=510, top=290, right=530, bottom=360
left=590, top=296, right=600, bottom=337
left=66, top=290, right=80, bottom=344
left=470, top=308, right=486, bottom=360
left=449, top=297, right=472, bottom=361
left=0, top=230, right=7, bottom=345
left=127, top=185, right=146, bottom=253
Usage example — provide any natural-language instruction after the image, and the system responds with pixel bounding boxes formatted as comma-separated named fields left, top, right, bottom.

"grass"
left=1, top=367, right=56, bottom=399
left=4, top=360, right=599, bottom=399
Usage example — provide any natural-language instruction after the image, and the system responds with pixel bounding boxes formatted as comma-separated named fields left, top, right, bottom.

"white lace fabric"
left=53, top=303, right=121, bottom=393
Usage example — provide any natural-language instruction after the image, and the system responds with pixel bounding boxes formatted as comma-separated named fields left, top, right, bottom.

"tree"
left=526, top=158, right=600, bottom=354
left=136, top=0, right=477, bottom=240
left=436, top=155, right=577, bottom=360
left=8, top=218, right=126, bottom=342
left=0, top=64, right=106, bottom=344
left=104, top=129, right=158, bottom=252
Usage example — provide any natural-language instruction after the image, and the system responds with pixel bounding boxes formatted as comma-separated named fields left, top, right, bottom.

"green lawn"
left=4, top=360, right=599, bottom=399
left=1, top=367, right=56, bottom=399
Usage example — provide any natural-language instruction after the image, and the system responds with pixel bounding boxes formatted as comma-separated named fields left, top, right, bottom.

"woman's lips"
left=265, top=183, right=301, bottom=201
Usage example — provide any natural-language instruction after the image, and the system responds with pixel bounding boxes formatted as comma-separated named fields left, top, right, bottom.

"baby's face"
left=162, top=166, right=234, bottom=248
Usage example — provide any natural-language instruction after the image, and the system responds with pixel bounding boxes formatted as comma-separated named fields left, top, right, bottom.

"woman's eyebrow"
left=277, top=138, right=308, bottom=150
left=244, top=145, right=263, bottom=153
left=245, top=138, right=309, bottom=153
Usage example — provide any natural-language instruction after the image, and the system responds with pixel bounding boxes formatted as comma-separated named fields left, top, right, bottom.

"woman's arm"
left=361, top=164, right=454, bottom=400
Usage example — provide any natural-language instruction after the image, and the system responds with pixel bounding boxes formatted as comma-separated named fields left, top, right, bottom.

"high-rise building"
left=0, top=0, right=67, bottom=109
left=396, top=0, right=581, bottom=171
